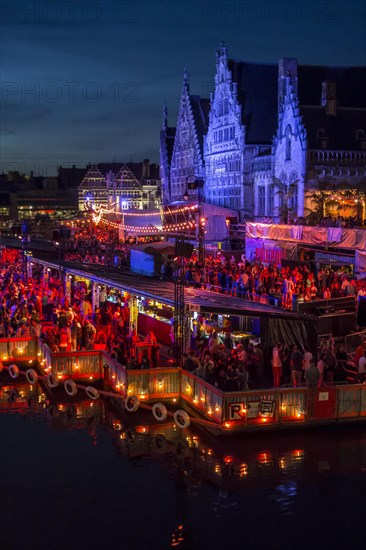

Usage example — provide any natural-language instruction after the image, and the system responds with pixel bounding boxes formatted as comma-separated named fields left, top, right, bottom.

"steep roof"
left=301, top=106, right=366, bottom=150
left=190, top=96, right=210, bottom=155
left=297, top=65, right=366, bottom=108
left=160, top=126, right=176, bottom=169
left=228, top=60, right=366, bottom=146
left=228, top=60, right=278, bottom=144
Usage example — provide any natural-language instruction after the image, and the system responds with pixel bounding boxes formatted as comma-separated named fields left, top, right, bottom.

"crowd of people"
left=0, top=242, right=364, bottom=391
left=169, top=253, right=360, bottom=310
left=271, top=337, right=349, bottom=389
left=63, top=226, right=130, bottom=267
left=63, top=225, right=163, bottom=267
left=0, top=255, right=163, bottom=370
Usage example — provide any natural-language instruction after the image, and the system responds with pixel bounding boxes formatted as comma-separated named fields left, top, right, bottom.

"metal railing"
left=0, top=337, right=37, bottom=362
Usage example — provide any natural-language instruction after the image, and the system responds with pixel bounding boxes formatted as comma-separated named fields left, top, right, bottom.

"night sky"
left=1, top=0, right=365, bottom=176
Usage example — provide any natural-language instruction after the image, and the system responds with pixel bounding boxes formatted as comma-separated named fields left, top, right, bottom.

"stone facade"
left=204, top=44, right=246, bottom=215
left=160, top=44, right=366, bottom=221
left=169, top=70, right=207, bottom=202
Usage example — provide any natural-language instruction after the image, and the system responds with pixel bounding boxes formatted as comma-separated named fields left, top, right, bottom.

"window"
left=258, top=186, right=265, bottom=216
left=268, top=185, right=274, bottom=213
left=285, top=125, right=292, bottom=161
left=224, top=128, right=228, bottom=140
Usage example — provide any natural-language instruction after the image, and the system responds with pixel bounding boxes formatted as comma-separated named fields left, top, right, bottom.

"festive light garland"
left=94, top=213, right=197, bottom=234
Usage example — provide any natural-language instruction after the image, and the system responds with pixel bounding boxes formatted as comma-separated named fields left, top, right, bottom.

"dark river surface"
left=1, top=380, right=366, bottom=550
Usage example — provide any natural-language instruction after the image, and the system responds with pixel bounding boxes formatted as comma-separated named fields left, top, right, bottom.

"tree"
left=270, top=177, right=299, bottom=223
left=337, top=189, right=366, bottom=225
left=304, top=190, right=329, bottom=225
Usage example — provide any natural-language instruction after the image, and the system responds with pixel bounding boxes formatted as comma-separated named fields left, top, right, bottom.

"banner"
left=355, top=250, right=366, bottom=276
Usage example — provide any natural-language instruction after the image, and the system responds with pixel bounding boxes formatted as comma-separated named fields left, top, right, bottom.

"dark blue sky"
left=1, top=0, right=365, bottom=175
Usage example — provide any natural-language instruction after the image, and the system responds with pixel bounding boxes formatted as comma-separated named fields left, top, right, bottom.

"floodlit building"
left=161, top=43, right=366, bottom=222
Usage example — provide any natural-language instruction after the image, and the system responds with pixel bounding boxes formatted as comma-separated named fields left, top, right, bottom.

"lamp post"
left=184, top=175, right=205, bottom=264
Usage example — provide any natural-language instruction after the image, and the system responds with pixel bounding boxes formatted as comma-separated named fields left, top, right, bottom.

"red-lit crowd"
left=177, top=254, right=360, bottom=309
left=63, top=225, right=162, bottom=267
left=0, top=258, right=158, bottom=369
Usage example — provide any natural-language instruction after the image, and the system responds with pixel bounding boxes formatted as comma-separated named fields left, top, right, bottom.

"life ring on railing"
left=47, top=373, right=59, bottom=389
left=85, top=386, right=99, bottom=400
left=152, top=403, right=168, bottom=422
left=176, top=440, right=190, bottom=460
left=64, top=379, right=77, bottom=397
left=174, top=410, right=190, bottom=429
left=8, top=364, right=19, bottom=379
left=124, top=395, right=140, bottom=412
left=47, top=404, right=60, bottom=418
left=26, top=369, right=38, bottom=385
left=151, top=434, right=168, bottom=454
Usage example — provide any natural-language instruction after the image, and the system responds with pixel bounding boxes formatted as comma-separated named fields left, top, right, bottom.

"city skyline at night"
left=1, top=0, right=365, bottom=175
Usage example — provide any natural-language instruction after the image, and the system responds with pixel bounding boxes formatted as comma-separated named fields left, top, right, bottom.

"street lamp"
left=184, top=175, right=205, bottom=264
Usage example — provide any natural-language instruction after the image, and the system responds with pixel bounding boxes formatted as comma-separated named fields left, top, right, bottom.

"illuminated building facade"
left=161, top=44, right=366, bottom=221
left=78, top=161, right=160, bottom=212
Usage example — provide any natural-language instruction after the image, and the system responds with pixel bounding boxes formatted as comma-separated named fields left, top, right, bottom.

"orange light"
left=224, top=455, right=233, bottom=464
left=262, top=417, right=267, bottom=423
left=224, top=422, right=231, bottom=428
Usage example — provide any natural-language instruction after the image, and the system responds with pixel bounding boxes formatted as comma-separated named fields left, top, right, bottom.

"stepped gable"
left=80, top=164, right=106, bottom=187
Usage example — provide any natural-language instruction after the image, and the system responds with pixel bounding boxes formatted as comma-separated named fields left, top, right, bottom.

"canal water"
left=1, top=382, right=366, bottom=549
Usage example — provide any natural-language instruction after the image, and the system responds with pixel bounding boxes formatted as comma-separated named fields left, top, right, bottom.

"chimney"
left=278, top=58, right=298, bottom=111
left=321, top=81, right=337, bottom=115
left=143, top=159, right=150, bottom=179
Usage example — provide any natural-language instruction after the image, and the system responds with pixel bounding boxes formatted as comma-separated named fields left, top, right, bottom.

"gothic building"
left=160, top=70, right=209, bottom=203
left=161, top=44, right=366, bottom=221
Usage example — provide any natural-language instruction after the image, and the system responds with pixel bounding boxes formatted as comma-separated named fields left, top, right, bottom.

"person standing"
left=305, top=361, right=320, bottom=388
left=303, top=347, right=313, bottom=374
left=272, top=342, right=282, bottom=388
left=317, top=354, right=326, bottom=387
left=290, top=345, right=303, bottom=387
left=358, top=350, right=366, bottom=383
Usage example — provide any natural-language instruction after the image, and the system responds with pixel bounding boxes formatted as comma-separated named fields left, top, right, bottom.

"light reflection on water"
left=1, top=380, right=366, bottom=549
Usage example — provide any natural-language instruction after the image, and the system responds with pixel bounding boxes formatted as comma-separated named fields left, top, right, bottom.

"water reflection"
left=2, top=379, right=366, bottom=548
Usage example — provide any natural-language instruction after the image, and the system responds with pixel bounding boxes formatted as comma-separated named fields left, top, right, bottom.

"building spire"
left=183, top=67, right=190, bottom=93
left=163, top=101, right=168, bottom=130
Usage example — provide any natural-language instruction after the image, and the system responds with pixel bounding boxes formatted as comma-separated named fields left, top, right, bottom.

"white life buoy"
left=64, top=379, right=77, bottom=397
left=26, top=369, right=38, bottom=385
left=152, top=403, right=168, bottom=422
left=47, top=373, right=59, bottom=389
left=85, top=386, right=99, bottom=400
left=8, top=364, right=19, bottom=379
left=125, top=395, right=139, bottom=412
left=174, top=410, right=190, bottom=429
left=176, top=440, right=190, bottom=460
left=151, top=434, right=168, bottom=454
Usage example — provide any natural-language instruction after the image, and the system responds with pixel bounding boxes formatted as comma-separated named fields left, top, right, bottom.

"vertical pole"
left=129, top=294, right=138, bottom=333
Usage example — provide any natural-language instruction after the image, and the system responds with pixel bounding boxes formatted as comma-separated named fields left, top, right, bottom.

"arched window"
left=285, top=125, right=292, bottom=161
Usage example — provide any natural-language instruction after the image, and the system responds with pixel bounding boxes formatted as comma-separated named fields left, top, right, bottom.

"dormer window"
left=356, top=129, right=365, bottom=141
